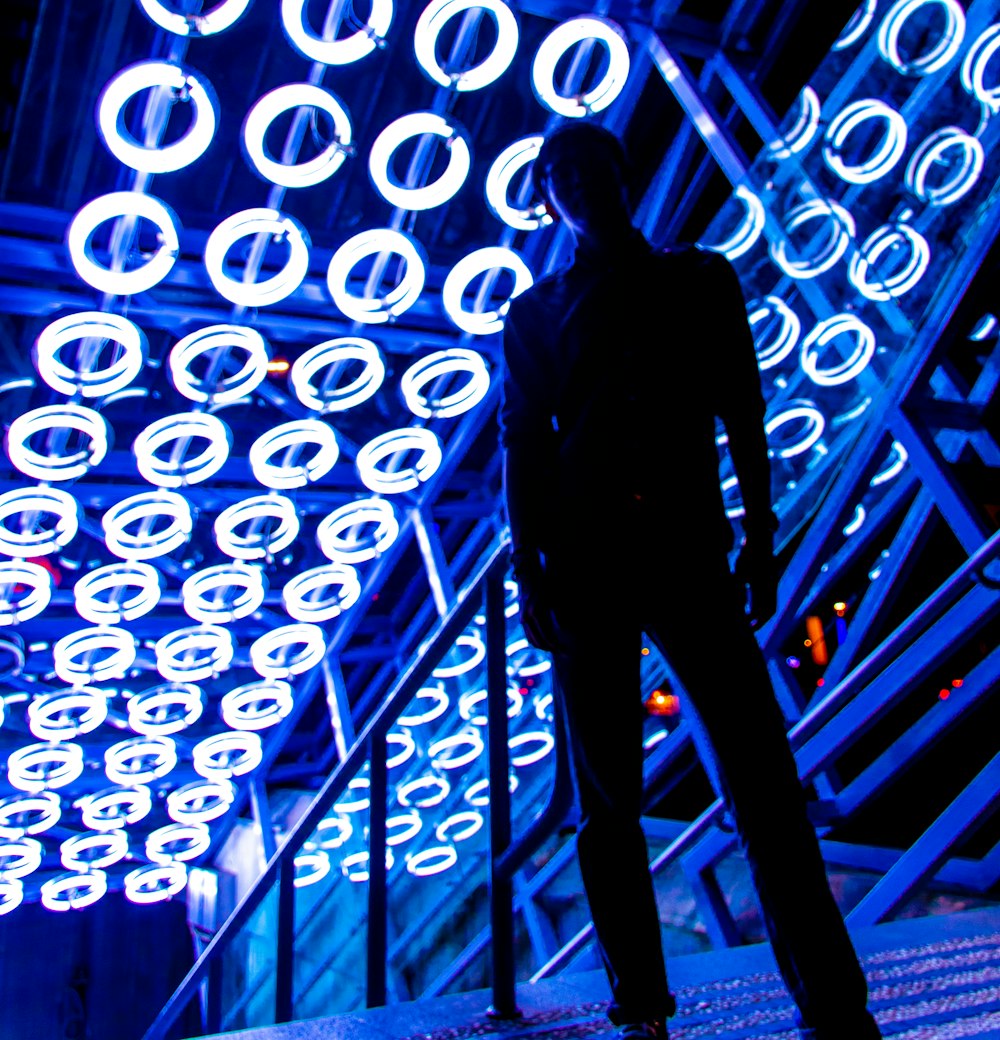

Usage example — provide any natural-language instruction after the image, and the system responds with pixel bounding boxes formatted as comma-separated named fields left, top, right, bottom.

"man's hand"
left=735, top=534, right=779, bottom=630
left=512, top=552, right=565, bottom=654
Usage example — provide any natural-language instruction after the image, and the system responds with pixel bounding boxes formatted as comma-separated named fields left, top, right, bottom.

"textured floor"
left=198, top=908, right=1000, bottom=1040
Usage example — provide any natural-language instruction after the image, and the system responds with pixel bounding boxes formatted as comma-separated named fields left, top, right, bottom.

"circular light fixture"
left=249, top=420, right=339, bottom=490
left=326, top=229, right=426, bottom=324
left=34, top=311, right=146, bottom=398
left=0, top=837, right=43, bottom=878
left=282, top=564, right=361, bottom=623
left=441, top=246, right=532, bottom=335
left=192, top=731, right=263, bottom=780
left=291, top=337, right=385, bottom=413
left=834, top=0, right=878, bottom=50
left=485, top=135, right=551, bottom=231
left=765, top=403, right=827, bottom=459
left=848, top=223, right=930, bottom=301
left=145, top=822, right=211, bottom=865
left=748, top=296, right=801, bottom=371
left=53, top=626, right=136, bottom=685
left=75, top=562, right=161, bottom=624
left=414, top=0, right=518, bottom=91
left=0, top=791, right=61, bottom=837
left=699, top=186, right=764, bottom=260
left=0, top=561, right=52, bottom=625
left=166, top=780, right=235, bottom=824
left=169, top=325, right=269, bottom=404
left=28, top=689, right=108, bottom=741
left=280, top=0, right=393, bottom=65
left=124, top=862, right=187, bottom=904
left=133, top=413, right=231, bottom=488
left=877, top=0, right=965, bottom=76
left=0, top=487, right=78, bottom=558
left=801, top=314, right=878, bottom=387
left=962, top=24, right=1000, bottom=111
left=102, top=491, right=193, bottom=560
left=355, top=427, right=442, bottom=494
left=6, top=404, right=109, bottom=482
left=406, top=845, right=457, bottom=876
left=155, top=625, right=234, bottom=682
left=214, top=494, right=300, bottom=561
left=767, top=85, right=821, bottom=158
left=7, top=741, right=84, bottom=793
left=61, top=831, right=128, bottom=871
left=127, top=683, right=204, bottom=736
left=905, top=126, right=985, bottom=206
left=770, top=199, right=855, bottom=279
left=400, top=349, right=490, bottom=419
left=104, top=735, right=177, bottom=785
left=220, top=679, right=294, bottom=731
left=250, top=624, right=326, bottom=678
left=316, top=498, right=399, bottom=563
left=435, top=810, right=483, bottom=843
left=182, top=563, right=267, bottom=623
left=822, top=98, right=907, bottom=184
left=78, top=785, right=152, bottom=831
left=41, top=870, right=108, bottom=912
left=136, top=0, right=251, bottom=36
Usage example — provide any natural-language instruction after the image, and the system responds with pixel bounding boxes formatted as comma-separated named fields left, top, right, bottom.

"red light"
left=816, top=678, right=825, bottom=687
left=645, top=688, right=680, bottom=717
left=519, top=687, right=528, bottom=695
left=939, top=689, right=950, bottom=700
left=951, top=678, right=964, bottom=688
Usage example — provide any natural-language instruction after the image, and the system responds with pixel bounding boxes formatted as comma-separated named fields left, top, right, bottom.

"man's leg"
left=644, top=561, right=881, bottom=1040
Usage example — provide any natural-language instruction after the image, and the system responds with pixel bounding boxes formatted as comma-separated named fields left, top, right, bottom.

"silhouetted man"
left=499, top=123, right=882, bottom=1040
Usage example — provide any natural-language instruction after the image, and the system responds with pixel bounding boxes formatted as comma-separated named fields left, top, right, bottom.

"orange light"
left=952, top=678, right=964, bottom=688
left=804, top=639, right=812, bottom=647
left=645, top=688, right=680, bottom=717
left=834, top=601, right=847, bottom=617
left=805, top=615, right=829, bottom=666
left=268, top=359, right=290, bottom=373
left=641, top=647, right=650, bottom=656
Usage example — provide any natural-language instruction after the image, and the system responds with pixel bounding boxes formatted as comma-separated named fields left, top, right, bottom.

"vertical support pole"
left=367, top=733, right=388, bottom=1008
left=486, top=564, right=519, bottom=1019
left=205, top=957, right=222, bottom=1035
left=275, top=858, right=295, bottom=1023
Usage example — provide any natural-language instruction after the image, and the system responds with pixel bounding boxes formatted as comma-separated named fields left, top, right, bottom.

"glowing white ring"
left=249, top=420, right=339, bottom=490
left=433, top=631, right=485, bottom=678
left=414, top=0, right=519, bottom=91
left=0, top=487, right=78, bottom=559
left=127, top=683, right=204, bottom=736
left=401, top=349, right=490, bottom=419
left=0, top=561, right=52, bottom=624
left=61, top=831, right=128, bottom=871
left=905, top=127, right=984, bottom=206
left=464, top=777, right=490, bottom=807
left=442, top=246, right=533, bottom=335
left=53, top=626, right=136, bottom=685
left=823, top=99, right=907, bottom=184
left=169, top=325, right=269, bottom=404
left=0, top=837, right=42, bottom=878
left=531, top=16, right=630, bottom=118
left=6, top=404, right=109, bottom=482
left=215, top=495, right=300, bottom=561
left=435, top=810, right=482, bottom=843
left=765, top=404, right=826, bottom=459
left=356, top=427, right=442, bottom=494
left=834, top=0, right=878, bottom=49
left=509, top=730, right=554, bottom=766
left=326, top=228, right=426, bottom=324
left=34, top=312, right=146, bottom=398
left=534, top=691, right=553, bottom=721
left=291, top=338, right=385, bottom=413
left=848, top=223, right=929, bottom=301
left=369, top=112, right=472, bottom=211
left=28, top=689, right=107, bottom=741
left=103, top=491, right=192, bottom=561
left=844, top=505, right=867, bottom=536
left=155, top=625, right=234, bottom=682
left=386, top=731, right=416, bottom=769
left=877, top=0, right=965, bottom=76
left=75, top=562, right=161, bottom=624
left=749, top=296, right=801, bottom=371
left=801, top=314, right=877, bottom=387
left=105, top=736, right=177, bottom=785
left=316, top=815, right=353, bottom=848
left=192, top=731, right=263, bottom=781
left=396, top=775, right=450, bottom=808
left=767, top=86, right=821, bottom=158
left=0, top=879, right=23, bottom=915
left=962, top=25, right=1000, bottom=111
left=133, top=412, right=231, bottom=488
left=98, top=61, right=217, bottom=173
left=700, top=186, right=764, bottom=260
left=67, top=192, right=180, bottom=296
left=7, top=742, right=84, bottom=792
left=280, top=0, right=393, bottom=65
left=205, top=208, right=311, bottom=307
left=182, top=563, right=266, bottom=624
left=340, top=849, right=394, bottom=883
left=386, top=810, right=421, bottom=845
left=0, top=792, right=61, bottom=837
left=317, top=498, right=399, bottom=563
left=871, top=441, right=909, bottom=487
left=294, top=849, right=330, bottom=887
left=770, top=200, right=855, bottom=279
left=406, top=845, right=457, bottom=876
left=334, top=778, right=370, bottom=814
left=282, top=564, right=361, bottom=623
left=167, top=780, right=235, bottom=824
left=485, top=135, right=551, bottom=230
left=397, top=687, right=449, bottom=727
left=124, top=863, right=187, bottom=903
left=136, top=0, right=251, bottom=36
left=41, top=870, right=107, bottom=911
left=243, top=83, right=353, bottom=188
left=505, top=637, right=550, bottom=677
left=221, top=679, right=294, bottom=731
left=79, top=786, right=151, bottom=831
left=428, top=731, right=483, bottom=770
left=250, top=624, right=326, bottom=679
left=146, top=822, right=211, bottom=865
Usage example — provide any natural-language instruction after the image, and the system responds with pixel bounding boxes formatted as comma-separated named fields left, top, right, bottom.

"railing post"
left=367, top=733, right=388, bottom=1008
left=486, top=563, right=519, bottom=1018
left=275, top=857, right=295, bottom=1022
left=206, top=957, right=222, bottom=1035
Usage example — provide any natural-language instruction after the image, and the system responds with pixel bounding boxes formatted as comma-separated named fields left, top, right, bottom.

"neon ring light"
left=282, top=564, right=362, bottom=623
left=414, top=0, right=519, bottom=91
left=294, top=849, right=330, bottom=887
left=6, top=404, right=109, bottom=483
left=441, top=246, right=532, bottom=335
left=136, top=0, right=251, bottom=36
left=834, top=0, right=877, bottom=50
left=146, top=822, right=211, bottom=864
left=397, top=687, right=449, bottom=726
left=215, top=494, right=299, bottom=561
left=34, top=311, right=146, bottom=398
left=770, top=199, right=855, bottom=279
left=748, top=296, right=801, bottom=371
left=509, top=730, right=555, bottom=766
left=7, top=742, right=84, bottom=792
left=433, top=631, right=485, bottom=678
left=386, top=810, right=421, bottom=846
left=0, top=487, right=78, bottom=558
left=0, top=837, right=43, bottom=878
left=28, top=690, right=107, bottom=741
left=435, top=811, right=482, bottom=843
left=291, top=337, right=385, bottom=412
left=428, top=731, right=484, bottom=770
left=41, top=871, right=108, bottom=912
left=316, top=814, right=353, bottom=848
left=317, top=497, right=399, bottom=563
left=79, top=785, right=152, bottom=831
left=386, top=731, right=416, bottom=769
left=127, top=683, right=204, bottom=736
left=962, top=25, right=1000, bottom=111
left=61, top=831, right=128, bottom=872
left=169, top=325, right=269, bottom=404
left=532, top=16, right=630, bottom=118
left=67, top=192, right=180, bottom=295
left=192, top=731, right=263, bottom=780
left=848, top=223, right=930, bottom=301
left=766, top=86, right=821, bottom=159
left=369, top=112, right=471, bottom=211
left=822, top=99, right=907, bottom=185
left=104, top=736, right=177, bottom=785
left=699, top=186, right=764, bottom=260
left=133, top=413, right=231, bottom=488
left=124, top=863, right=187, bottom=904
left=801, top=314, right=877, bottom=387
left=326, top=228, right=426, bottom=324
left=249, top=420, right=339, bottom=490
left=280, top=0, right=393, bottom=65
left=335, top=777, right=370, bottom=814
left=396, top=775, right=450, bottom=808
left=103, top=491, right=192, bottom=560
left=167, top=780, right=235, bottom=824
left=877, top=0, right=965, bottom=77
left=0, top=561, right=52, bottom=624
left=872, top=441, right=909, bottom=487
left=0, top=791, right=61, bottom=837
left=155, top=625, right=234, bottom=682
left=243, top=83, right=353, bottom=188
left=182, top=563, right=266, bottom=623
left=0, top=879, right=23, bottom=915
left=485, top=135, right=551, bottom=231
left=400, top=349, right=490, bottom=419
left=204, top=208, right=311, bottom=307
left=220, top=679, right=294, bottom=730
left=250, top=624, right=326, bottom=678
left=97, top=61, right=218, bottom=173
left=75, top=562, right=161, bottom=624
left=356, top=427, right=442, bottom=494
left=765, top=403, right=827, bottom=459
left=905, top=127, right=984, bottom=206
left=406, top=846, right=457, bottom=877
left=53, top=626, right=136, bottom=685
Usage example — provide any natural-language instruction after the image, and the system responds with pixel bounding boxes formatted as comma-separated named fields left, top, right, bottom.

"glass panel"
left=219, top=882, right=279, bottom=1033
